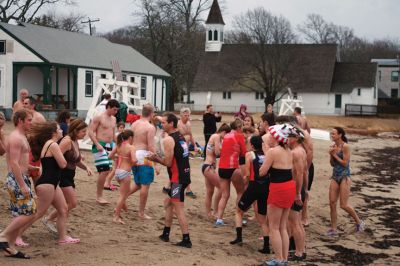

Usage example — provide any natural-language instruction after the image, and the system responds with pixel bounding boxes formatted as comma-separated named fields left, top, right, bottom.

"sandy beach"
left=0, top=117, right=399, bottom=266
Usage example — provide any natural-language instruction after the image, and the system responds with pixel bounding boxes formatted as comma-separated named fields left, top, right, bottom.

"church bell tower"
left=205, top=0, right=225, bottom=52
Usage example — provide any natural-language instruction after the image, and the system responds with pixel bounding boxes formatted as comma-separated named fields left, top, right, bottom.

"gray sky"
left=56, top=0, right=399, bottom=40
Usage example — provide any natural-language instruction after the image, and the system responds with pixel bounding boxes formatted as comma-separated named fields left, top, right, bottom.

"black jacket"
left=203, top=112, right=221, bottom=135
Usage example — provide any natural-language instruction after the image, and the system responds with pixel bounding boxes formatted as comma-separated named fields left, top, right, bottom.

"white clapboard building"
left=190, top=0, right=378, bottom=115
left=0, top=22, right=170, bottom=118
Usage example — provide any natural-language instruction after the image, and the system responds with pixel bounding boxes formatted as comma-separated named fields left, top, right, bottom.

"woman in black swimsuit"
left=45, top=119, right=93, bottom=232
left=28, top=121, right=80, bottom=245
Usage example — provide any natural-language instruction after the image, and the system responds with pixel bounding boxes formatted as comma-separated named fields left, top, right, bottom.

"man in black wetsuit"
left=149, top=113, right=192, bottom=248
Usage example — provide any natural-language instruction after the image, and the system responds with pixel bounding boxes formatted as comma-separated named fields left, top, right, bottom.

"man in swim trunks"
left=260, top=113, right=275, bottom=153
left=129, top=104, right=156, bottom=219
left=89, top=99, right=120, bottom=205
left=177, top=107, right=197, bottom=198
left=293, top=107, right=310, bottom=134
left=149, top=113, right=192, bottom=248
left=0, top=109, right=35, bottom=259
left=288, top=127, right=308, bottom=261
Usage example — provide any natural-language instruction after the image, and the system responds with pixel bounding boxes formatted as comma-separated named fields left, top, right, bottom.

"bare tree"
left=32, top=11, right=85, bottom=32
left=0, top=0, right=75, bottom=23
left=297, top=13, right=335, bottom=44
left=232, top=8, right=296, bottom=107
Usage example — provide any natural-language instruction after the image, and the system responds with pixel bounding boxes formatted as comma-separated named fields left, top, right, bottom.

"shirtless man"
left=23, top=97, right=46, bottom=124
left=293, top=107, right=310, bottom=134
left=0, top=109, right=35, bottom=259
left=12, top=89, right=29, bottom=114
left=288, top=127, right=308, bottom=261
left=89, top=99, right=120, bottom=205
left=177, top=107, right=197, bottom=198
left=129, top=104, right=156, bottom=219
left=149, top=113, right=192, bottom=248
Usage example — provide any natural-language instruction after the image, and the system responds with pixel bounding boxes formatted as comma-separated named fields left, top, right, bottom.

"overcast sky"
left=54, top=0, right=399, bottom=40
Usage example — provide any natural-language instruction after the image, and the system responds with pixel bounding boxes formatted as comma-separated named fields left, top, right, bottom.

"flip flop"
left=15, top=238, right=30, bottom=248
left=103, top=184, right=118, bottom=191
left=1, top=242, right=30, bottom=259
left=58, top=236, right=80, bottom=245
left=5, top=251, right=30, bottom=259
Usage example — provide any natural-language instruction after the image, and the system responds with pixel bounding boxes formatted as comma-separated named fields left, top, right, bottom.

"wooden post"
left=40, top=65, right=52, bottom=104
left=12, top=64, right=24, bottom=104
left=72, top=68, right=78, bottom=109
left=56, top=67, right=59, bottom=108
left=67, top=69, right=70, bottom=109
left=154, top=77, right=157, bottom=108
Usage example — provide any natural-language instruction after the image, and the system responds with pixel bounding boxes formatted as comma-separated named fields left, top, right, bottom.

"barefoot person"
left=89, top=99, right=120, bottom=205
left=287, top=127, right=308, bottom=261
left=177, top=107, right=198, bottom=198
left=215, top=118, right=247, bottom=226
left=327, top=127, right=365, bottom=237
left=44, top=119, right=93, bottom=231
left=0, top=110, right=35, bottom=259
left=109, top=129, right=137, bottom=224
left=202, top=123, right=230, bottom=219
left=129, top=104, right=156, bottom=219
left=259, top=124, right=296, bottom=265
left=149, top=113, right=192, bottom=248
left=293, top=107, right=310, bottom=134
left=28, top=121, right=80, bottom=245
left=12, top=89, right=29, bottom=114
left=230, top=136, right=270, bottom=254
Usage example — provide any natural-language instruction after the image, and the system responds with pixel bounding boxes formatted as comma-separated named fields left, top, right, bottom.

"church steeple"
left=205, top=0, right=225, bottom=52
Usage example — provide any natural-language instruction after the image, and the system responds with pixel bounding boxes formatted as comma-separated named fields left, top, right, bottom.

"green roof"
left=0, top=22, right=170, bottom=77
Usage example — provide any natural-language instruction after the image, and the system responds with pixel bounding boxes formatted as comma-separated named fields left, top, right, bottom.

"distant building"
left=0, top=22, right=170, bottom=118
left=190, top=0, right=378, bottom=115
left=371, top=59, right=400, bottom=99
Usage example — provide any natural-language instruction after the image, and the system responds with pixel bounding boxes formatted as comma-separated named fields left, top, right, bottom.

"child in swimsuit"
left=109, top=129, right=137, bottom=224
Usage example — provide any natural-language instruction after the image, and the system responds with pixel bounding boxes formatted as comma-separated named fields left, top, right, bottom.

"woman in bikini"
left=44, top=119, right=93, bottom=232
left=28, top=121, right=80, bottom=245
left=202, top=123, right=231, bottom=219
left=327, top=127, right=365, bottom=237
left=109, top=129, right=137, bottom=224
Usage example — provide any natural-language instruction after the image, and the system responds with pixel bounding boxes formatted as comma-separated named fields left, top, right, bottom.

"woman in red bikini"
left=259, top=124, right=296, bottom=266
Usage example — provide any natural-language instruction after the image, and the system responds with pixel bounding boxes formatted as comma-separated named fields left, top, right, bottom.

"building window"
left=374, top=87, right=377, bottom=99
left=391, top=89, right=398, bottom=98
left=255, top=92, right=264, bottom=100
left=100, top=74, right=106, bottom=79
left=122, top=73, right=127, bottom=81
left=357, top=88, right=361, bottom=96
left=208, top=30, right=212, bottom=41
left=214, top=30, right=218, bottom=41
left=0, top=40, right=5, bottom=54
left=141, top=77, right=147, bottom=99
left=391, top=71, right=399, bottom=82
left=85, top=71, right=93, bottom=96
left=293, top=92, right=298, bottom=99
left=220, top=31, right=224, bottom=42
left=130, top=76, right=135, bottom=83
left=378, top=70, right=381, bottom=82
left=223, top=91, right=231, bottom=99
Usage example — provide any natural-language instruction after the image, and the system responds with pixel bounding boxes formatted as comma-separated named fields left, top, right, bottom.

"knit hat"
left=268, top=124, right=292, bottom=144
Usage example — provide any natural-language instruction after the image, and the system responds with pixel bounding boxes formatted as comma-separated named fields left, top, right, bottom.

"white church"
left=191, top=0, right=378, bottom=115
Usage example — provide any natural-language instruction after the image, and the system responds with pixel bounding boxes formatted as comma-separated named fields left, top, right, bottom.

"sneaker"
left=215, top=219, right=227, bottom=227
left=326, top=228, right=339, bottom=237
left=42, top=217, right=57, bottom=234
left=264, top=259, right=286, bottom=266
left=159, top=234, right=169, bottom=242
left=186, top=191, right=197, bottom=199
left=356, top=220, right=366, bottom=232
left=175, top=239, right=192, bottom=248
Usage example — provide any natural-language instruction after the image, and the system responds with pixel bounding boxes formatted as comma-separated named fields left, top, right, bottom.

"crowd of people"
left=0, top=89, right=365, bottom=265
